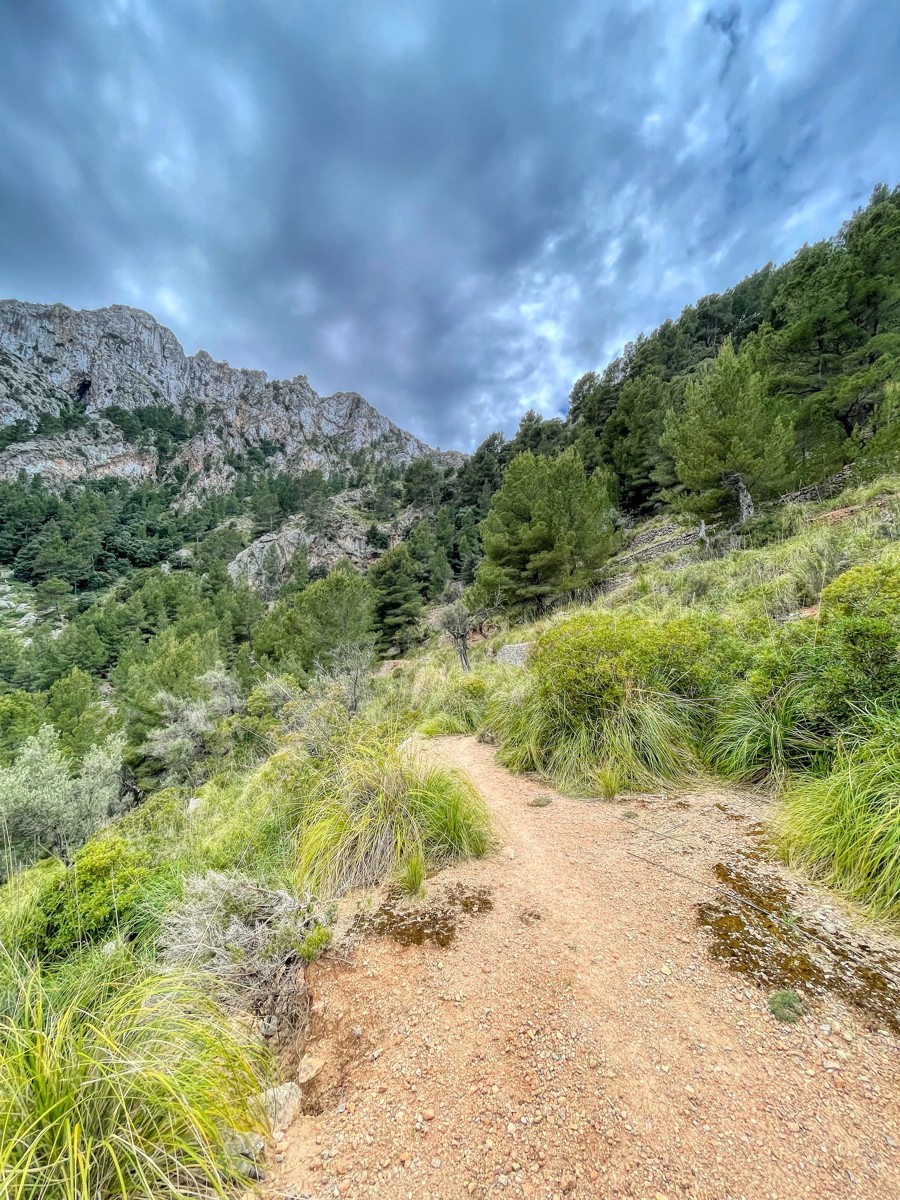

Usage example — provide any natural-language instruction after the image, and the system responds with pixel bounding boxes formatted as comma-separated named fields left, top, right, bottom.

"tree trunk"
left=456, top=639, right=471, bottom=673
left=724, top=472, right=754, bottom=524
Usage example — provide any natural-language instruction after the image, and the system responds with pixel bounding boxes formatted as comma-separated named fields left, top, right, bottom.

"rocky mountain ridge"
left=0, top=300, right=462, bottom=491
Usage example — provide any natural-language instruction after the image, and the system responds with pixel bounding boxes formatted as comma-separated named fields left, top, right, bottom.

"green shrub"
left=486, top=611, right=730, bottom=792
left=0, top=951, right=268, bottom=1200
left=264, top=731, right=493, bottom=896
left=18, top=832, right=149, bottom=958
left=778, top=711, right=900, bottom=919
left=418, top=672, right=490, bottom=736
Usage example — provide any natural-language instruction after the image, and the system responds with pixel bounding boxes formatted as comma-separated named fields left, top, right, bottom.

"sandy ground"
left=266, top=736, right=900, bottom=1200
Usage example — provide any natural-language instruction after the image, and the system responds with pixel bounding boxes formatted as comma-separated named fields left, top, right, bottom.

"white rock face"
left=0, top=422, right=157, bottom=486
left=0, top=300, right=463, bottom=491
left=228, top=494, right=420, bottom=592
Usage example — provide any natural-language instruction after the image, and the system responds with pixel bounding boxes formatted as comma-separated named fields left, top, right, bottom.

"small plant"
left=266, top=730, right=493, bottom=896
left=528, top=793, right=553, bottom=808
left=593, top=765, right=622, bottom=800
left=298, top=924, right=333, bottom=962
left=395, top=846, right=426, bottom=895
left=767, top=988, right=808, bottom=1023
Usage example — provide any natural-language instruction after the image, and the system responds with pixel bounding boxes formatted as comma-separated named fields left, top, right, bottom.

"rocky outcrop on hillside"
left=0, top=420, right=157, bottom=486
left=227, top=495, right=420, bottom=594
left=0, top=300, right=462, bottom=491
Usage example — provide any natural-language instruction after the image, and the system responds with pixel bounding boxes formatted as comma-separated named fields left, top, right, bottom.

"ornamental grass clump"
left=485, top=611, right=724, bottom=793
left=778, top=711, right=900, bottom=920
left=261, top=729, right=493, bottom=897
left=0, top=950, right=268, bottom=1200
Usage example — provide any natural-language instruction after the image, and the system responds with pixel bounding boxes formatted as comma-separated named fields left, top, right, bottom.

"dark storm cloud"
left=1, top=1, right=898, bottom=449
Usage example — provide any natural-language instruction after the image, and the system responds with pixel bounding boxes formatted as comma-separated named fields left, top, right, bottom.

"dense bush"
left=0, top=951, right=267, bottom=1200
left=0, top=726, right=124, bottom=876
left=485, top=611, right=738, bottom=792
left=16, top=832, right=149, bottom=958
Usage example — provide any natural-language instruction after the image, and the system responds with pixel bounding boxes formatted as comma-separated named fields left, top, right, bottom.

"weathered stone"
left=297, top=1054, right=325, bottom=1085
left=495, top=642, right=532, bottom=667
left=260, top=1082, right=303, bottom=1130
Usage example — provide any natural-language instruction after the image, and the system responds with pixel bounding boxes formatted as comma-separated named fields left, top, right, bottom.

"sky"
left=0, top=2, right=898, bottom=451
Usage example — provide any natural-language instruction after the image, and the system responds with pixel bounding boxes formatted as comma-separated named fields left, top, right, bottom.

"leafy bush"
left=262, top=731, right=493, bottom=896
left=0, top=726, right=124, bottom=876
left=485, top=611, right=733, bottom=791
left=778, top=711, right=900, bottom=919
left=0, top=951, right=267, bottom=1200
left=18, top=832, right=149, bottom=958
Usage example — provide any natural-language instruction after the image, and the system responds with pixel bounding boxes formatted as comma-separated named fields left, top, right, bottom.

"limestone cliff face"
left=0, top=300, right=462, bottom=490
left=0, top=422, right=157, bottom=487
left=227, top=495, right=420, bottom=594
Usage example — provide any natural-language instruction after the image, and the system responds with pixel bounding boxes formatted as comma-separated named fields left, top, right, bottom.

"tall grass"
left=260, top=730, right=493, bottom=896
left=708, top=681, right=825, bottom=780
left=778, top=711, right=900, bottom=920
left=0, top=950, right=268, bottom=1200
left=482, top=612, right=716, bottom=793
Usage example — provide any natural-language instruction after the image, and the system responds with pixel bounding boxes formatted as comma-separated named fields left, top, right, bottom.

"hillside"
left=0, top=299, right=461, bottom=494
left=1, top=190, right=899, bottom=1200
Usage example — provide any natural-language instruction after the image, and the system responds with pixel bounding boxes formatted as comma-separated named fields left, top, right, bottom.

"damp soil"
left=360, top=884, right=494, bottom=948
left=697, top=852, right=900, bottom=1033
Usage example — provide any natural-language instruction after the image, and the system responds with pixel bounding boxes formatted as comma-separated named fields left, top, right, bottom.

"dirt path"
left=268, top=737, right=900, bottom=1200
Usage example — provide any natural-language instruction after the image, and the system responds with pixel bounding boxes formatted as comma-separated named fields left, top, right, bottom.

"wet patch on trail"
left=698, top=853, right=900, bottom=1032
left=360, top=884, right=494, bottom=948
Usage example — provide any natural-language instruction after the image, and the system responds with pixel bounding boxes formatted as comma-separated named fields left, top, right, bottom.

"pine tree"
left=368, top=544, right=422, bottom=652
left=473, top=449, right=616, bottom=608
left=660, top=338, right=793, bottom=520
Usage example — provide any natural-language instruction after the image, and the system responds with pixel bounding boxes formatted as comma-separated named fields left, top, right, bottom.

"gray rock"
left=227, top=1130, right=266, bottom=1162
left=260, top=1081, right=303, bottom=1130
left=0, top=300, right=463, bottom=495
left=495, top=642, right=533, bottom=667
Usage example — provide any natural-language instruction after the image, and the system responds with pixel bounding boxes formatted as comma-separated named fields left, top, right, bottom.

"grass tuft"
left=0, top=949, right=268, bottom=1200
left=767, top=988, right=808, bottom=1023
left=778, top=711, right=900, bottom=919
left=262, top=729, right=493, bottom=897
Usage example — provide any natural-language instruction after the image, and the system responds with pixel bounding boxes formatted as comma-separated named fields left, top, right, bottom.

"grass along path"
left=268, top=737, right=900, bottom=1200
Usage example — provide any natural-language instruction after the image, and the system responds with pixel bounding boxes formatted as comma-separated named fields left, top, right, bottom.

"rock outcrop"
left=0, top=420, right=157, bottom=486
left=0, top=300, right=463, bottom=491
left=228, top=494, right=419, bottom=593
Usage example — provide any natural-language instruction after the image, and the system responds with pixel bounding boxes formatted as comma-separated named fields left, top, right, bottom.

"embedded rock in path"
left=260, top=1082, right=303, bottom=1130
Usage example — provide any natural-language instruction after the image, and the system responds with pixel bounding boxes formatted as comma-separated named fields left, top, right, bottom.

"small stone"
left=261, top=1082, right=303, bottom=1130
left=786, top=1121, right=801, bottom=1133
left=297, top=1055, right=325, bottom=1085
left=423, top=1109, right=435, bottom=1120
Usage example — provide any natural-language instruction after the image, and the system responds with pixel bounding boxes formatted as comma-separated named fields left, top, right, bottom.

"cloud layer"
left=1, top=1, right=898, bottom=449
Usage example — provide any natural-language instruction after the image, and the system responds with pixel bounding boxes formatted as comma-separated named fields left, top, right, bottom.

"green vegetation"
left=473, top=448, right=616, bottom=609
left=779, top=712, right=900, bottom=918
left=2, top=184, right=899, bottom=1184
left=0, top=951, right=267, bottom=1200
left=767, top=988, right=808, bottom=1023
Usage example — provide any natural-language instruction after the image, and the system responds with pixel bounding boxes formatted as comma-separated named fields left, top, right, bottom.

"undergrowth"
left=0, top=949, right=267, bottom=1200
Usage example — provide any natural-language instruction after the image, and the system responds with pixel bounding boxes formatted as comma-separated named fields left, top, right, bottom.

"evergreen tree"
left=368, top=544, right=422, bottom=652
left=660, top=338, right=793, bottom=521
left=473, top=449, right=616, bottom=608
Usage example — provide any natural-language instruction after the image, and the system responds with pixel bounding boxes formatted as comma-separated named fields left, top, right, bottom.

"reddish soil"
left=267, top=737, right=900, bottom=1200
